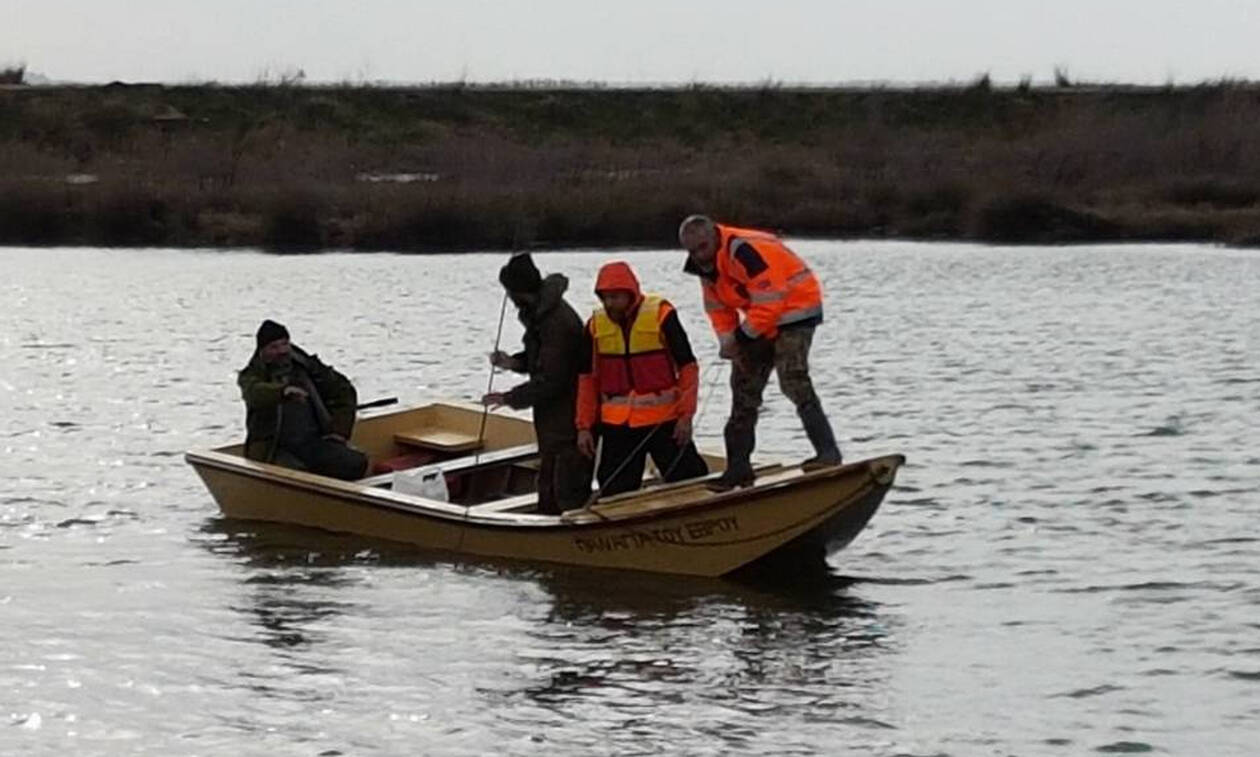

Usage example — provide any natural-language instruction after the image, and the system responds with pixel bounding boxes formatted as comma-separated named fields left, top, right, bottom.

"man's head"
left=593, top=261, right=642, bottom=323
left=256, top=319, right=291, bottom=365
left=678, top=214, right=720, bottom=269
left=498, top=253, right=543, bottom=310
left=598, top=289, right=636, bottom=323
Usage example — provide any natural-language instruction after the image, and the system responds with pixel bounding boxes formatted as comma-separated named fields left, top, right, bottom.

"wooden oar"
left=357, top=397, right=398, bottom=411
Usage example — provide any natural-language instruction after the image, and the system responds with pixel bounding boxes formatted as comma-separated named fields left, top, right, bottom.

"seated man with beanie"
left=482, top=253, right=592, bottom=513
left=238, top=319, right=368, bottom=480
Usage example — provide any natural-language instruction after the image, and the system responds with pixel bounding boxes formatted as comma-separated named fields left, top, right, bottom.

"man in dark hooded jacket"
left=482, top=253, right=592, bottom=513
left=238, top=319, right=368, bottom=480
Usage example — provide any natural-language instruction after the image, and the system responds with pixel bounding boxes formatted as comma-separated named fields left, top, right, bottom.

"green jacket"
left=238, top=346, right=358, bottom=461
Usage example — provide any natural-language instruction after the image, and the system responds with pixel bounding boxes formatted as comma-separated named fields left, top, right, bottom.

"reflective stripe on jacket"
left=691, top=223, right=823, bottom=343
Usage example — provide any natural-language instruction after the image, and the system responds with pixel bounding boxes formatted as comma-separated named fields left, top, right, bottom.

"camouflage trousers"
left=727, top=325, right=824, bottom=437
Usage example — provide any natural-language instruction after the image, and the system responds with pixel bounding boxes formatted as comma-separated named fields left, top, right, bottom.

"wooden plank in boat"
left=578, top=482, right=724, bottom=520
left=465, top=493, right=539, bottom=514
left=562, top=463, right=790, bottom=523
left=394, top=429, right=484, bottom=453
left=359, top=443, right=540, bottom=487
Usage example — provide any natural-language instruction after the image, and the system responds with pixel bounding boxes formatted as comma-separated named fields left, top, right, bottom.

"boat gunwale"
left=185, top=447, right=904, bottom=532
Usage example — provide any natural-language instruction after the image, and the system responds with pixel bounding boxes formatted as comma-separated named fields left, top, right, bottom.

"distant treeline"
left=3, top=80, right=1260, bottom=250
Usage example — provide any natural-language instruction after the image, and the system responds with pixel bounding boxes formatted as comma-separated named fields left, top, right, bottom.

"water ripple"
left=2, top=243, right=1257, bottom=756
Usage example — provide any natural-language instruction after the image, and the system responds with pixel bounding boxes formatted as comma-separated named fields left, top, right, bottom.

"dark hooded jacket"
left=237, top=346, right=358, bottom=461
left=502, top=273, right=585, bottom=449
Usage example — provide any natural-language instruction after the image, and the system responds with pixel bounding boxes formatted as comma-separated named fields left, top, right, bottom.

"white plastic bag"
left=392, top=465, right=449, bottom=502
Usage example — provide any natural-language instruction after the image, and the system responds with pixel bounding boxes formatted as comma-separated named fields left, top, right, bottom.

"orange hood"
left=594, top=261, right=642, bottom=301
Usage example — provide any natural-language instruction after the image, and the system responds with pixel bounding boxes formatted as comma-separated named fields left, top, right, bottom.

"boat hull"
left=186, top=403, right=904, bottom=577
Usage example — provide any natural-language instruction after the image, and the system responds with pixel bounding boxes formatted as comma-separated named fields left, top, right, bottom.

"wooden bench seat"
left=393, top=428, right=484, bottom=453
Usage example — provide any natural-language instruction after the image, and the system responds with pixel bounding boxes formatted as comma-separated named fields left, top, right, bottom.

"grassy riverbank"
left=4, top=79, right=1260, bottom=250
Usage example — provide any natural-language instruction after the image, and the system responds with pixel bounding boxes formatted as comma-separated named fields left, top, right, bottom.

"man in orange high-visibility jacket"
left=576, top=261, right=710, bottom=497
left=678, top=215, right=842, bottom=492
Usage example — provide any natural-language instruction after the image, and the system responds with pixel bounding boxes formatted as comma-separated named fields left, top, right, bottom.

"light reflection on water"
left=1, top=243, right=1257, bottom=755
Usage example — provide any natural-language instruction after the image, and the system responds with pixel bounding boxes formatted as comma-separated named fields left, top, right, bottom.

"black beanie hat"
left=255, top=319, right=290, bottom=350
left=498, top=253, right=543, bottom=293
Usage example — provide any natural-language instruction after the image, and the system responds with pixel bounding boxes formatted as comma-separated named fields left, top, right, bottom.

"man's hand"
left=283, top=385, right=308, bottom=401
left=577, top=429, right=597, bottom=458
left=481, top=391, right=507, bottom=408
left=490, top=351, right=518, bottom=370
left=671, top=416, right=693, bottom=446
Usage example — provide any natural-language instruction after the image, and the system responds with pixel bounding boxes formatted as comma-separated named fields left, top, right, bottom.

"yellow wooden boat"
left=185, top=402, right=904, bottom=577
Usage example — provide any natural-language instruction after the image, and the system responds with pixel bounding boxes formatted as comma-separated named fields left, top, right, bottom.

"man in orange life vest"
left=575, top=261, right=710, bottom=497
left=678, top=215, right=843, bottom=492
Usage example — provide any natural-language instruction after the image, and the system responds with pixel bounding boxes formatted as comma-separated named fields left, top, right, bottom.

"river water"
left=1, top=242, right=1257, bottom=756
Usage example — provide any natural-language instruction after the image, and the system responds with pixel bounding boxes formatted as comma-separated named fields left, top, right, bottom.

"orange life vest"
left=589, top=295, right=682, bottom=427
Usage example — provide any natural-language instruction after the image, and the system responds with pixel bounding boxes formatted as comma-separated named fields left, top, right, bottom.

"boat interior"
left=218, top=402, right=730, bottom=515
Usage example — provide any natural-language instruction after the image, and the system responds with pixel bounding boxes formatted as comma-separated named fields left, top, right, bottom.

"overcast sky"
left=5, top=0, right=1259, bottom=85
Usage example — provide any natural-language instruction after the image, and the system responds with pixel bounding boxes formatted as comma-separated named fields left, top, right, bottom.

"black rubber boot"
left=707, top=425, right=757, bottom=493
left=799, top=401, right=843, bottom=471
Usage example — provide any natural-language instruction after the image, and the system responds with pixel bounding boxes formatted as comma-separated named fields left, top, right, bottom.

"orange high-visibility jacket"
left=685, top=224, right=823, bottom=345
left=576, top=262, right=700, bottom=429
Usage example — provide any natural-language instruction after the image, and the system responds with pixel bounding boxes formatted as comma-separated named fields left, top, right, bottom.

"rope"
left=581, top=422, right=664, bottom=513
left=584, top=361, right=728, bottom=508
left=659, top=360, right=726, bottom=480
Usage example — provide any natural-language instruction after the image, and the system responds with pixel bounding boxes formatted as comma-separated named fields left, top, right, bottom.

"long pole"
left=475, top=290, right=510, bottom=467
left=458, top=288, right=511, bottom=558
left=356, top=397, right=398, bottom=411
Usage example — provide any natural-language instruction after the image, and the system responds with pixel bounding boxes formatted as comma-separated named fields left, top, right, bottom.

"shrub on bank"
left=0, top=184, right=78, bottom=244
left=4, top=82, right=1260, bottom=249
left=971, top=194, right=1121, bottom=243
left=262, top=191, right=326, bottom=251
left=95, top=188, right=176, bottom=245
